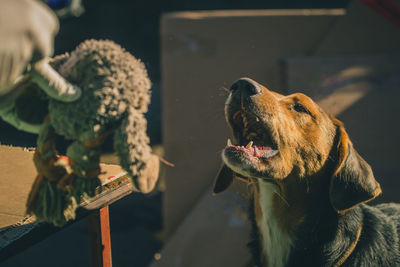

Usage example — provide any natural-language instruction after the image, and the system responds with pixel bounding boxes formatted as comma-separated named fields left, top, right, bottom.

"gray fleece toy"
left=21, top=39, right=159, bottom=226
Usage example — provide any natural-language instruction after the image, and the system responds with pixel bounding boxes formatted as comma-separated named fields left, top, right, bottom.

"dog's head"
left=214, top=78, right=381, bottom=213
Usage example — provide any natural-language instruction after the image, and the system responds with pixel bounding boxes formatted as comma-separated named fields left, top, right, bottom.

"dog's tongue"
left=251, top=146, right=278, bottom=158
left=226, top=143, right=278, bottom=159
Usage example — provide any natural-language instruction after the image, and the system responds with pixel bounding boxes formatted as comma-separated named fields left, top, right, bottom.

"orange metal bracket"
left=88, top=206, right=112, bottom=267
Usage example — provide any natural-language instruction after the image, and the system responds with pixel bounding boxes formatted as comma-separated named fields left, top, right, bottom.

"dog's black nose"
left=230, top=78, right=262, bottom=95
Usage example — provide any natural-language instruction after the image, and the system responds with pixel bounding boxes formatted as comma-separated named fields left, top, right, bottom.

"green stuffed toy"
left=13, top=39, right=159, bottom=226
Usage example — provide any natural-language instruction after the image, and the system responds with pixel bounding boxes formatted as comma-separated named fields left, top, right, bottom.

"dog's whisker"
left=216, top=148, right=225, bottom=155
left=218, top=86, right=230, bottom=93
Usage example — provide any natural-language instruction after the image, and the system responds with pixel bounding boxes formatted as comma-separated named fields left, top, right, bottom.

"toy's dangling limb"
left=26, top=117, right=70, bottom=226
left=64, top=133, right=107, bottom=202
left=114, top=108, right=159, bottom=193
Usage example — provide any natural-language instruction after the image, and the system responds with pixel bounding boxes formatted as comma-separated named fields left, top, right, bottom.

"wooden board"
left=0, top=145, right=136, bottom=261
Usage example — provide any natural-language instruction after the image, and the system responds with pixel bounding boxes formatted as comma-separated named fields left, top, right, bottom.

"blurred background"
left=2, top=0, right=400, bottom=266
left=0, top=0, right=351, bottom=148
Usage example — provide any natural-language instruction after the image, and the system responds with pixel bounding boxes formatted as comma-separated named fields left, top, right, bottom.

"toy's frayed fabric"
left=50, top=53, right=69, bottom=70
left=66, top=141, right=101, bottom=176
left=66, top=141, right=102, bottom=200
left=26, top=121, right=71, bottom=226
left=27, top=175, right=68, bottom=227
left=114, top=106, right=151, bottom=186
left=49, top=39, right=151, bottom=140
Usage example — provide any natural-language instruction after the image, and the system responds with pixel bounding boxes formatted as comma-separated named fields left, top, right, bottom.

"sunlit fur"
left=222, top=80, right=342, bottom=265
left=223, top=83, right=336, bottom=181
left=256, top=181, right=293, bottom=267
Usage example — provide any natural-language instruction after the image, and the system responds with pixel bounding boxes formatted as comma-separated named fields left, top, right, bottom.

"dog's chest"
left=257, top=181, right=293, bottom=267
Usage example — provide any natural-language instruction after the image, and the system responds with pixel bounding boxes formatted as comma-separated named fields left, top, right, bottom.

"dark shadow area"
left=337, top=81, right=400, bottom=205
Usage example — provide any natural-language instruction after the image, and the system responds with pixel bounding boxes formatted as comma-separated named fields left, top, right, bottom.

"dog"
left=213, top=78, right=400, bottom=267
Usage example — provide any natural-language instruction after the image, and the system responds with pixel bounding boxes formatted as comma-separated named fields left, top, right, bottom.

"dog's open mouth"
left=225, top=110, right=279, bottom=160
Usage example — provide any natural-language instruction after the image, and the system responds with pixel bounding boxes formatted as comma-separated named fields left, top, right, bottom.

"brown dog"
left=214, top=78, right=400, bottom=267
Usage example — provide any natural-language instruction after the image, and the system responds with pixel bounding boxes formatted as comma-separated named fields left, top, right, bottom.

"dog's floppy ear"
left=330, top=122, right=381, bottom=213
left=213, top=164, right=235, bottom=194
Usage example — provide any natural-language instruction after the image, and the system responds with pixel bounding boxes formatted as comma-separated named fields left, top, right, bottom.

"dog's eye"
left=293, top=103, right=310, bottom=114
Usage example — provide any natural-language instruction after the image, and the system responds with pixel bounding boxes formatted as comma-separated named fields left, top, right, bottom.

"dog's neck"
left=253, top=172, right=326, bottom=266
left=254, top=180, right=294, bottom=267
left=253, top=175, right=363, bottom=267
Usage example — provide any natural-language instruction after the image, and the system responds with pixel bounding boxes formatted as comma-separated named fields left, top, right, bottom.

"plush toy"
left=15, top=39, right=159, bottom=226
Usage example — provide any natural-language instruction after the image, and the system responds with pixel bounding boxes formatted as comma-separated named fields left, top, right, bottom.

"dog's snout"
left=230, top=78, right=262, bottom=95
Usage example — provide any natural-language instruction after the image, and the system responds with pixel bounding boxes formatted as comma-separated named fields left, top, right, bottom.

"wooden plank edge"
left=0, top=172, right=134, bottom=261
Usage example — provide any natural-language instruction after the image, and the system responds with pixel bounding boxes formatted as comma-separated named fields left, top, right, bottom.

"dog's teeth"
left=256, top=117, right=260, bottom=122
left=246, top=141, right=253, bottom=148
left=227, top=138, right=232, bottom=146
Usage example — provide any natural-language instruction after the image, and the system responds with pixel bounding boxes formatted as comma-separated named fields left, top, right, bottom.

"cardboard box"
left=161, top=9, right=345, bottom=236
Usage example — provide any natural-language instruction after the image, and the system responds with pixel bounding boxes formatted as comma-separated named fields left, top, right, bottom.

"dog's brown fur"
left=214, top=78, right=385, bottom=266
